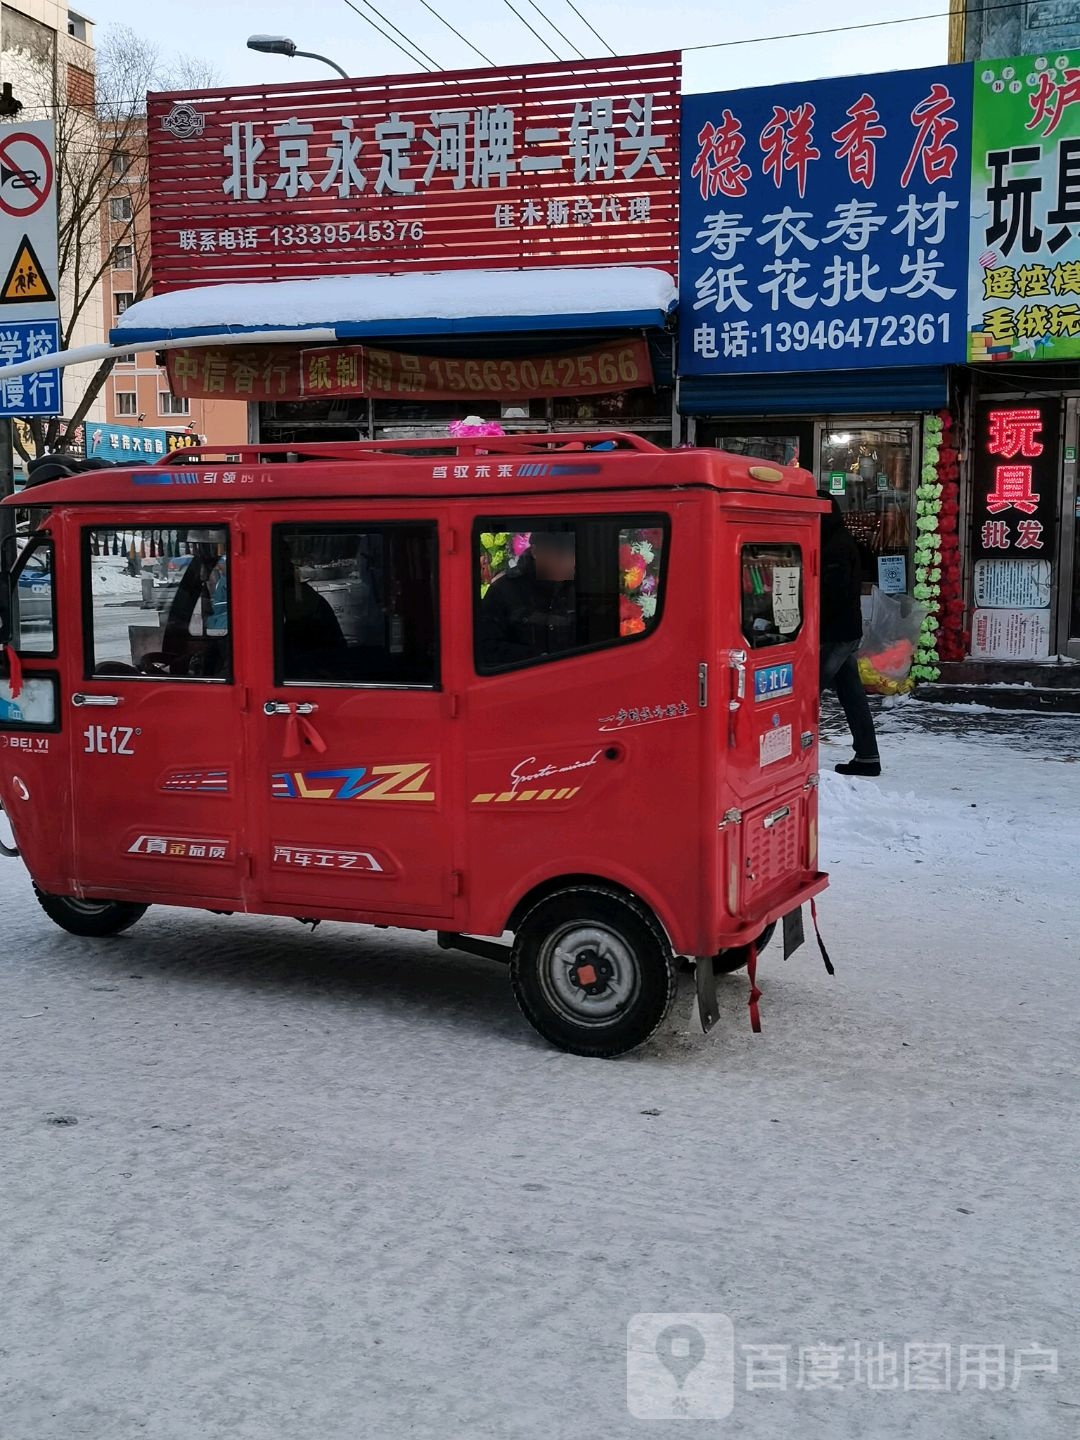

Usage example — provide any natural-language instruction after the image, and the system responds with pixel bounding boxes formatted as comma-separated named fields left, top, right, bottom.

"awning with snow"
left=111, top=266, right=677, bottom=347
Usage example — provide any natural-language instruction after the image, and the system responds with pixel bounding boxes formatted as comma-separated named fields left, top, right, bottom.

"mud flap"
left=783, top=906, right=805, bottom=958
left=695, top=955, right=719, bottom=1034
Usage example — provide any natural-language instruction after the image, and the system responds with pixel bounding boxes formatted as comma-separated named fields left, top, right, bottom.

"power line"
left=562, top=0, right=616, bottom=57
left=345, top=0, right=442, bottom=69
left=341, top=0, right=438, bottom=71
left=683, top=1, right=1022, bottom=55
left=501, top=0, right=565, bottom=61
left=522, top=0, right=586, bottom=59
left=415, top=0, right=495, bottom=67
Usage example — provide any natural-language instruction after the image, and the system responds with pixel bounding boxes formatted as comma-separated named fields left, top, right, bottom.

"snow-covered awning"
left=112, top=266, right=677, bottom=346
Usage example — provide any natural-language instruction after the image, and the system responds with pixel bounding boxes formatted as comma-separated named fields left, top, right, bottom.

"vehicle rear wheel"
left=33, top=886, right=147, bottom=938
left=510, top=886, right=676, bottom=1057
left=712, top=920, right=777, bottom=976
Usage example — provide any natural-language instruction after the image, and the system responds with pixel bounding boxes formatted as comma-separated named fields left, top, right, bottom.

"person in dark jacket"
left=478, top=531, right=577, bottom=668
left=820, top=496, right=881, bottom=777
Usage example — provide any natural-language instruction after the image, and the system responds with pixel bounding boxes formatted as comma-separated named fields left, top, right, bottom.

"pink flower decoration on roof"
left=448, top=416, right=506, bottom=438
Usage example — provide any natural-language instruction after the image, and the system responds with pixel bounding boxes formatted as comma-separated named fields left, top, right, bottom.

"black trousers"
left=821, top=640, right=880, bottom=761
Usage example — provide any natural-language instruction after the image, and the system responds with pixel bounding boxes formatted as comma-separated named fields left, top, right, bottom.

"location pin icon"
left=655, top=1323, right=706, bottom=1390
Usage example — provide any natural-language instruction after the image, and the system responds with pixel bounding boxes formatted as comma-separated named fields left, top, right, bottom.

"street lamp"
left=246, top=35, right=349, bottom=80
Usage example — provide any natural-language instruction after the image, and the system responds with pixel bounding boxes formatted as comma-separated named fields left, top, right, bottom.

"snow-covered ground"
left=2, top=702, right=1077, bottom=1439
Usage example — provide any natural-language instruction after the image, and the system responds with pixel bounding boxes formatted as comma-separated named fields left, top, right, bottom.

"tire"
left=33, top=886, right=147, bottom=938
left=712, top=921, right=777, bottom=976
left=510, top=886, right=676, bottom=1058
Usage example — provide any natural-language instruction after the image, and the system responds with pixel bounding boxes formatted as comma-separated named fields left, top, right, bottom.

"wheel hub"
left=539, top=922, right=641, bottom=1026
left=568, top=948, right=615, bottom=996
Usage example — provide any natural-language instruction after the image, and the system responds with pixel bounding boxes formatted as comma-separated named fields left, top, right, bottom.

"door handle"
left=72, top=693, right=122, bottom=707
left=263, top=701, right=319, bottom=716
left=726, top=649, right=748, bottom=749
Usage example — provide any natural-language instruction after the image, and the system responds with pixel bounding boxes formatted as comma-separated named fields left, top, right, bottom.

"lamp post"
left=246, top=35, right=349, bottom=80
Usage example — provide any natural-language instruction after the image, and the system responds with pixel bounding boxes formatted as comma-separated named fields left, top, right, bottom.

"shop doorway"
left=816, top=420, right=918, bottom=596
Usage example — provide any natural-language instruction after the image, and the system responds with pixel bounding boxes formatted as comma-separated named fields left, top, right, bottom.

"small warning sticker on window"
left=760, top=723, right=793, bottom=768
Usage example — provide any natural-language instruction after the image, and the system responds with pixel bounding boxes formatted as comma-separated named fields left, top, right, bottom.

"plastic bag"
left=858, top=585, right=926, bottom=681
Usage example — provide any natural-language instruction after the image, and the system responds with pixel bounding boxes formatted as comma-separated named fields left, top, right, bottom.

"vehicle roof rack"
left=152, top=432, right=662, bottom=466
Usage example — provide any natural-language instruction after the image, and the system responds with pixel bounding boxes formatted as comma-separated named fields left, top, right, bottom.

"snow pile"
left=112, top=266, right=678, bottom=339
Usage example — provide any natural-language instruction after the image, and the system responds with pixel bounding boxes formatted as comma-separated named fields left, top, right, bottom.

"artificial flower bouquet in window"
left=619, top=528, right=663, bottom=637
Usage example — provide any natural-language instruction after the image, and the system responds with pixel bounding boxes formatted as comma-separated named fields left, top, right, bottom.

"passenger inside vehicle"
left=478, top=531, right=578, bottom=668
left=279, top=540, right=349, bottom=681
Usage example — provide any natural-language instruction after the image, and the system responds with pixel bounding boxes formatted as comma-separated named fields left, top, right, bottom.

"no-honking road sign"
left=0, top=121, right=59, bottom=325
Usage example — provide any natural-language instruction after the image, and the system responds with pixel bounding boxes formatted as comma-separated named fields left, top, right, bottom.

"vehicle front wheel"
left=33, top=886, right=148, bottom=938
left=510, top=886, right=676, bottom=1057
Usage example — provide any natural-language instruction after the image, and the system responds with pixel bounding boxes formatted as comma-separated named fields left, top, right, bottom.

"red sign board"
left=971, top=399, right=1060, bottom=558
left=148, top=53, right=679, bottom=293
left=165, top=339, right=653, bottom=402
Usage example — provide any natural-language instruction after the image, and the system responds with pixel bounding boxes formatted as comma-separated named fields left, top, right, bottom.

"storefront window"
left=819, top=424, right=914, bottom=591
left=703, top=422, right=812, bottom=469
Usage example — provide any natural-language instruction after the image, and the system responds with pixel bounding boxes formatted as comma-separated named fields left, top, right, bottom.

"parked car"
left=16, top=548, right=51, bottom=628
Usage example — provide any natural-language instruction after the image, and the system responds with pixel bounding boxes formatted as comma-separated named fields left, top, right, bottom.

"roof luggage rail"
left=152, top=431, right=663, bottom=467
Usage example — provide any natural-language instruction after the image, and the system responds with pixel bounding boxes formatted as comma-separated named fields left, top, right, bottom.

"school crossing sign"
left=0, top=119, right=62, bottom=416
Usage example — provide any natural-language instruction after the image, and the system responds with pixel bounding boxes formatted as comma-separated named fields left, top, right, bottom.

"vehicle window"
left=475, top=515, right=667, bottom=674
left=0, top=674, right=57, bottom=728
left=13, top=540, right=55, bottom=655
left=274, top=524, right=438, bottom=687
left=85, top=526, right=230, bottom=680
left=741, top=544, right=803, bottom=649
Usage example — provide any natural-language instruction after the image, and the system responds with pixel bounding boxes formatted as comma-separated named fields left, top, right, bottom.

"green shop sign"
left=967, top=51, right=1080, bottom=364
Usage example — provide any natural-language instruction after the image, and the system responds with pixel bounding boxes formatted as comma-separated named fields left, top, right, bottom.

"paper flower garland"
left=910, top=413, right=944, bottom=683
left=930, top=410, right=966, bottom=664
left=909, top=409, right=965, bottom=681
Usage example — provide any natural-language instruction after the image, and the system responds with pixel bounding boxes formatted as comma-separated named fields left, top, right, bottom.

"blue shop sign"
left=679, top=64, right=972, bottom=375
left=87, top=422, right=197, bottom=463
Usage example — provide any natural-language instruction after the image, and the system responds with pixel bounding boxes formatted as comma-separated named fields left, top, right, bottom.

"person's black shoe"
left=835, top=758, right=881, bottom=777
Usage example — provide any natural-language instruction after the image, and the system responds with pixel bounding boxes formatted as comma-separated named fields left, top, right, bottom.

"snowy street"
left=2, top=701, right=1077, bottom=1439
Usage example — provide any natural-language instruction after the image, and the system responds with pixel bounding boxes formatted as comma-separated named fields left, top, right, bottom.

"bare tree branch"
left=6, top=25, right=220, bottom=459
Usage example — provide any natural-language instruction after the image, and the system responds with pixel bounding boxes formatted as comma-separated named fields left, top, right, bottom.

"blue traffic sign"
left=0, top=318, right=61, bottom=415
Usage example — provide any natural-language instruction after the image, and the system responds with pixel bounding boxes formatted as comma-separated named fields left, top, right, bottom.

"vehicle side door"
left=720, top=510, right=822, bottom=922
left=69, top=511, right=249, bottom=905
left=459, top=499, right=703, bottom=942
left=0, top=527, right=70, bottom=890
left=243, top=508, right=456, bottom=922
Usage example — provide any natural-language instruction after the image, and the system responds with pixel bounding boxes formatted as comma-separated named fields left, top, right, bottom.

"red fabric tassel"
left=298, top=716, right=327, bottom=754
left=3, top=644, right=23, bottom=700
left=746, top=941, right=762, bottom=1033
left=282, top=712, right=300, bottom=758
left=809, top=897, right=835, bottom=976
